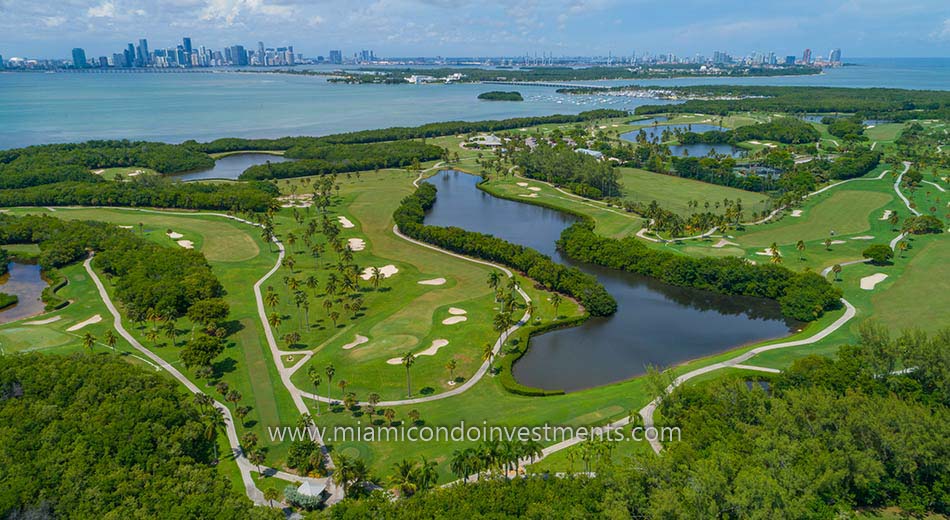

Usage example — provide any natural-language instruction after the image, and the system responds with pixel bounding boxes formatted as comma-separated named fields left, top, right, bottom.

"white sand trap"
left=517, top=182, right=529, bottom=187
left=748, top=140, right=762, bottom=145
left=67, top=314, right=102, bottom=332
left=360, top=264, right=398, bottom=281
left=790, top=210, right=803, bottom=217
left=418, top=278, right=447, bottom=286
left=166, top=231, right=184, bottom=239
left=860, top=273, right=888, bottom=290
left=879, top=210, right=893, bottom=220
left=347, top=238, right=366, bottom=251
left=448, top=307, right=467, bottom=315
left=831, top=240, right=847, bottom=245
left=92, top=169, right=105, bottom=174
left=177, top=240, right=194, bottom=249
left=755, top=248, right=782, bottom=257
left=866, top=125, right=876, bottom=129
left=337, top=216, right=355, bottom=229
left=442, top=316, right=468, bottom=325
left=851, top=235, right=875, bottom=240
left=417, top=339, right=449, bottom=357
left=118, top=225, right=134, bottom=229
left=25, top=315, right=63, bottom=325
left=713, top=238, right=739, bottom=248
left=342, top=335, right=369, bottom=350
left=519, top=193, right=539, bottom=198
left=527, top=186, right=541, bottom=192
left=127, top=170, right=142, bottom=177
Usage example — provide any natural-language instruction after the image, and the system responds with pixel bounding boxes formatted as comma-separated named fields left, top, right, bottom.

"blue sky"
left=1, top=0, right=948, bottom=59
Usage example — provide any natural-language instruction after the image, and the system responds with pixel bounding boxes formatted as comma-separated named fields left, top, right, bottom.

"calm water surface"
left=0, top=263, right=48, bottom=325
left=423, top=170, right=797, bottom=392
left=170, top=153, right=293, bottom=181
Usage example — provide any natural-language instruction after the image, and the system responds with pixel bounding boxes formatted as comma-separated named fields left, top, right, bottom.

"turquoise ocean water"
left=0, top=57, right=946, bottom=150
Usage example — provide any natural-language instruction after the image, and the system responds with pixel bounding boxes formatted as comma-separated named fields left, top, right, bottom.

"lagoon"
left=0, top=263, right=48, bottom=325
left=170, top=153, right=293, bottom=181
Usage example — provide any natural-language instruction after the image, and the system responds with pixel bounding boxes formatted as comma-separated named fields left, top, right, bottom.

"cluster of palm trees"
left=486, top=271, right=523, bottom=368
left=79, top=329, right=118, bottom=354
left=449, top=439, right=544, bottom=482
left=388, top=456, right=439, bottom=497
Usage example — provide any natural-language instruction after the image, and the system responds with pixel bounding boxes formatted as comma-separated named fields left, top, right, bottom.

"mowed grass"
left=617, top=167, right=771, bottom=216
left=871, top=237, right=949, bottom=333
left=1, top=206, right=300, bottom=466
left=739, top=188, right=893, bottom=246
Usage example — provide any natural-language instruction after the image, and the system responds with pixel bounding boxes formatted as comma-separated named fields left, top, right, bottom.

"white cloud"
left=87, top=1, right=116, bottom=18
left=932, top=18, right=950, bottom=41
left=308, top=15, right=325, bottom=27
left=42, top=15, right=66, bottom=27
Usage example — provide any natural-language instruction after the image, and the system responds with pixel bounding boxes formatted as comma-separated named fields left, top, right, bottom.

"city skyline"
left=0, top=0, right=946, bottom=59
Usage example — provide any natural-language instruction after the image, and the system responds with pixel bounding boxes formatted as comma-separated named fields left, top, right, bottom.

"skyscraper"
left=802, top=48, right=812, bottom=64
left=136, top=38, right=149, bottom=66
left=329, top=50, right=342, bottom=64
left=258, top=41, right=265, bottom=65
left=829, top=48, right=842, bottom=63
left=183, top=37, right=192, bottom=55
left=229, top=45, right=247, bottom=66
left=71, top=48, right=88, bottom=68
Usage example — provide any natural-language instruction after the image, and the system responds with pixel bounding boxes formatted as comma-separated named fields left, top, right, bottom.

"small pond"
left=170, top=153, right=294, bottom=181
left=0, top=262, right=49, bottom=325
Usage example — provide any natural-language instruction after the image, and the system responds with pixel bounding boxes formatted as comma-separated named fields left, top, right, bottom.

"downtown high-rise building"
left=802, top=48, right=812, bottom=64
left=136, top=38, right=149, bottom=66
left=829, top=48, right=842, bottom=63
left=71, top=48, right=87, bottom=68
left=329, top=50, right=342, bottom=64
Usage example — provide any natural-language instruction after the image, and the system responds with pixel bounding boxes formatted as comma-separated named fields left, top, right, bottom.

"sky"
left=1, top=0, right=949, bottom=59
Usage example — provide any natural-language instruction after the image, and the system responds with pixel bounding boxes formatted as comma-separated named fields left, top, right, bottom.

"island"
left=477, top=91, right=524, bottom=101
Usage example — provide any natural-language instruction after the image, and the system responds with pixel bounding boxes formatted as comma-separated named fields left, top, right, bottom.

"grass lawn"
left=617, top=167, right=772, bottom=217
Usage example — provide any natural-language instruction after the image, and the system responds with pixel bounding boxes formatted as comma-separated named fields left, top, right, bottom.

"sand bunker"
left=527, top=187, right=541, bottom=192
left=519, top=193, right=539, bottom=198
left=713, top=239, right=739, bottom=248
left=448, top=307, right=467, bottom=315
left=851, top=235, right=875, bottom=240
left=418, top=278, right=447, bottom=286
left=860, top=273, right=888, bottom=290
left=360, top=264, right=398, bottom=280
left=417, top=339, right=449, bottom=357
left=166, top=231, right=184, bottom=239
left=790, top=210, right=803, bottom=217
left=338, top=216, right=355, bottom=229
left=830, top=240, right=847, bottom=245
left=342, top=335, right=369, bottom=350
left=118, top=225, right=134, bottom=229
left=879, top=210, right=893, bottom=220
left=517, top=182, right=529, bottom=187
left=755, top=248, right=782, bottom=257
left=177, top=240, right=194, bottom=249
left=67, top=314, right=102, bottom=332
left=25, top=316, right=62, bottom=325
left=748, top=140, right=762, bottom=145
left=127, top=170, right=143, bottom=177
left=442, top=316, right=468, bottom=325
left=347, top=238, right=366, bottom=251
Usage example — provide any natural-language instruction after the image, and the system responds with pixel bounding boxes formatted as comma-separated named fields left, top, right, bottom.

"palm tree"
left=832, top=264, right=842, bottom=281
left=264, top=289, right=279, bottom=310
left=824, top=237, right=833, bottom=251
left=550, top=293, right=562, bottom=318
left=370, top=267, right=383, bottom=289
left=487, top=271, right=502, bottom=300
left=383, top=408, right=397, bottom=425
left=897, top=240, right=909, bottom=258
left=82, top=332, right=96, bottom=353
left=144, top=327, right=160, bottom=346
left=267, top=312, right=281, bottom=332
left=402, top=352, right=416, bottom=397
left=337, top=379, right=348, bottom=397
left=389, top=459, right=417, bottom=497
left=408, top=409, right=421, bottom=425
left=248, top=449, right=266, bottom=474
left=451, top=448, right=475, bottom=482
left=305, top=275, right=319, bottom=296
left=325, top=363, right=335, bottom=403
left=888, top=210, right=900, bottom=229
left=194, top=392, right=214, bottom=410
left=263, top=487, right=281, bottom=508
left=329, top=311, right=340, bottom=327
left=796, top=240, right=806, bottom=261
left=445, top=359, right=457, bottom=382
left=307, top=367, right=322, bottom=415
left=482, top=343, right=495, bottom=371
left=769, top=242, right=782, bottom=264
left=103, top=330, right=118, bottom=352
left=203, top=408, right=227, bottom=462
left=416, top=456, right=438, bottom=492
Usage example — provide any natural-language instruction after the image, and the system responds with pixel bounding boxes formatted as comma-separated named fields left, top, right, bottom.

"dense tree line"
left=240, top=141, right=444, bottom=180
left=185, top=110, right=627, bottom=153
left=671, top=156, right=764, bottom=191
left=393, top=183, right=616, bottom=316
left=0, top=176, right=278, bottom=212
left=826, top=149, right=882, bottom=179
left=558, top=222, right=841, bottom=321
left=477, top=91, right=524, bottom=101
left=0, top=354, right=278, bottom=519
left=514, top=145, right=621, bottom=198
left=824, top=116, right=867, bottom=140
left=0, top=140, right=214, bottom=190
left=679, top=117, right=820, bottom=145
left=579, top=86, right=950, bottom=121
left=0, top=214, right=226, bottom=322
left=322, top=326, right=949, bottom=518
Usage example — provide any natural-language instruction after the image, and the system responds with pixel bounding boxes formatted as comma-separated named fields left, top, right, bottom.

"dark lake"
left=0, top=262, right=48, bottom=325
left=620, top=123, right=725, bottom=143
left=171, top=153, right=293, bottom=181
left=669, top=143, right=745, bottom=158
left=628, top=116, right=669, bottom=126
left=423, top=170, right=798, bottom=392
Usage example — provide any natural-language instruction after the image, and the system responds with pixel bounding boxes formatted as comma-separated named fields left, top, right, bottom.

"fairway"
left=617, top=167, right=771, bottom=217
left=739, top=189, right=893, bottom=246
left=871, top=238, right=949, bottom=333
